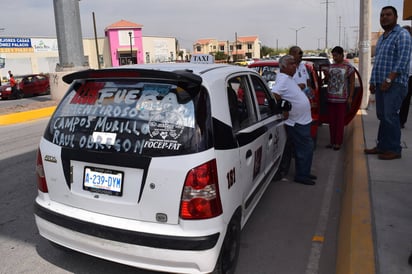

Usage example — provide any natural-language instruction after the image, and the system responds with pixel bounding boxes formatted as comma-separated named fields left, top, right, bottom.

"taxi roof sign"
left=190, top=54, right=214, bottom=64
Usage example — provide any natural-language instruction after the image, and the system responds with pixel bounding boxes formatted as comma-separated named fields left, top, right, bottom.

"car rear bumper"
left=34, top=200, right=223, bottom=273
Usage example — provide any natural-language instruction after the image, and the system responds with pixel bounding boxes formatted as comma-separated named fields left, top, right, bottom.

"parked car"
left=0, top=74, right=50, bottom=100
left=34, top=60, right=290, bottom=274
left=301, top=56, right=331, bottom=72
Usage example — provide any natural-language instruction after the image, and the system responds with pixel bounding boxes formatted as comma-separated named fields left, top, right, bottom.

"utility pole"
left=92, top=12, right=101, bottom=69
left=358, top=0, right=371, bottom=109
left=53, top=0, right=86, bottom=70
left=235, top=32, right=238, bottom=62
left=338, top=16, right=342, bottom=46
left=321, top=0, right=333, bottom=50
left=290, top=27, right=305, bottom=45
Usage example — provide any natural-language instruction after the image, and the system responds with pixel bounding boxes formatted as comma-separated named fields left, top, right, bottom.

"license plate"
left=83, top=167, right=124, bottom=196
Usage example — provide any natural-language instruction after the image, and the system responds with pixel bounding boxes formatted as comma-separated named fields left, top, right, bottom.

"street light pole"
left=291, top=27, right=305, bottom=45
left=128, top=31, right=133, bottom=64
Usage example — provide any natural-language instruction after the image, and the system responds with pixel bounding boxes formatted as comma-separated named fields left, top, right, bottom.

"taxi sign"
left=190, top=54, right=214, bottom=64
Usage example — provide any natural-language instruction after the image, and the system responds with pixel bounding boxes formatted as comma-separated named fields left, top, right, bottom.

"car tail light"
left=36, top=149, right=48, bottom=193
left=180, top=159, right=222, bottom=219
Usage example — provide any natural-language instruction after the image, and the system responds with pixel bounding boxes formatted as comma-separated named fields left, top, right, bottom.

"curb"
left=0, top=106, right=56, bottom=126
left=336, top=111, right=376, bottom=274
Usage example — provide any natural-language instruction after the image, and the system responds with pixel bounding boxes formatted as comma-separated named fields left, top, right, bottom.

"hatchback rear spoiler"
left=62, top=68, right=203, bottom=100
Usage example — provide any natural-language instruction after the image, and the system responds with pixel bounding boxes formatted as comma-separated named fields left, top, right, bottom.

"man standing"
left=365, top=6, right=412, bottom=160
left=272, top=55, right=316, bottom=185
left=289, top=46, right=312, bottom=97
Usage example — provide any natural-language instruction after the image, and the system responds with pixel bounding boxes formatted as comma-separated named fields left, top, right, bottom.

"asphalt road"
left=0, top=94, right=52, bottom=109
left=0, top=118, right=342, bottom=274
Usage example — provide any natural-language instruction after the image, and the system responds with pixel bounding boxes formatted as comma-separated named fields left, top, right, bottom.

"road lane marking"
left=305, top=150, right=340, bottom=274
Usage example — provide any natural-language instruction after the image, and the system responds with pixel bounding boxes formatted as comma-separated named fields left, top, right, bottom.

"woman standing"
left=326, top=46, right=355, bottom=150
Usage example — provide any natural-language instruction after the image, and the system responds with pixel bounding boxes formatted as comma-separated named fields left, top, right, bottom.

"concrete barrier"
left=336, top=111, right=376, bottom=274
left=0, top=107, right=56, bottom=126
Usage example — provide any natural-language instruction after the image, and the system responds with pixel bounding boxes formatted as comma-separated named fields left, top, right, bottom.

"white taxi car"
left=34, top=59, right=288, bottom=274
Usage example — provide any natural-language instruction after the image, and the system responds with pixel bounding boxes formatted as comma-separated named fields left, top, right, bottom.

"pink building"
left=105, top=20, right=144, bottom=66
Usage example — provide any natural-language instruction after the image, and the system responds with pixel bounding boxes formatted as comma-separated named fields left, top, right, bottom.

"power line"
left=321, top=0, right=334, bottom=49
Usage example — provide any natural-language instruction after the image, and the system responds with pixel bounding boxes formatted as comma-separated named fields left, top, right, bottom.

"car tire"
left=17, top=90, right=24, bottom=99
left=212, top=212, right=241, bottom=274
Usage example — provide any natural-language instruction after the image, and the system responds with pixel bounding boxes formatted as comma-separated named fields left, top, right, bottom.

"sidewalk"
left=362, top=102, right=412, bottom=274
left=337, top=102, right=412, bottom=274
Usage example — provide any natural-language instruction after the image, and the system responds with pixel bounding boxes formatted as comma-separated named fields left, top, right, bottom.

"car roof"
left=14, top=74, right=48, bottom=78
left=302, top=56, right=331, bottom=63
left=302, top=56, right=329, bottom=60
left=121, top=63, right=253, bottom=75
left=248, top=60, right=280, bottom=67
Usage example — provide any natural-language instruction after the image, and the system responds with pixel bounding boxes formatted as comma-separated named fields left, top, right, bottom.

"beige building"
left=193, top=35, right=261, bottom=62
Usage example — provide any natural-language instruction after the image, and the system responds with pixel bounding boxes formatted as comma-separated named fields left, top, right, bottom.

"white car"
left=34, top=60, right=288, bottom=274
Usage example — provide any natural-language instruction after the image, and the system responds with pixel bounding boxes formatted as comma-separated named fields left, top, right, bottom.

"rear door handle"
left=246, top=149, right=252, bottom=159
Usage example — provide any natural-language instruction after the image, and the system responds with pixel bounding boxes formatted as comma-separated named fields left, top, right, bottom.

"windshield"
left=44, top=78, right=213, bottom=156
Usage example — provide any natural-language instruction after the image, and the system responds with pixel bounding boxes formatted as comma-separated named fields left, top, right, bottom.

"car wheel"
left=17, top=90, right=24, bottom=99
left=212, top=213, right=241, bottom=274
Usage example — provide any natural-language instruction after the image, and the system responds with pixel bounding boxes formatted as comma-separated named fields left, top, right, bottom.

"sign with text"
left=0, top=37, right=32, bottom=48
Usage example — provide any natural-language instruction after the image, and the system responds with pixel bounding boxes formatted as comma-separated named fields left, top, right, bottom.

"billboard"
left=0, top=37, right=34, bottom=53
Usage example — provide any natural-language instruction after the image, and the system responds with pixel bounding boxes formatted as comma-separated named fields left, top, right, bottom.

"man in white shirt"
left=272, top=55, right=316, bottom=185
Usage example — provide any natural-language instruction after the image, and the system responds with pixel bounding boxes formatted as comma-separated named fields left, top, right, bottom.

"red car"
left=0, top=74, right=50, bottom=100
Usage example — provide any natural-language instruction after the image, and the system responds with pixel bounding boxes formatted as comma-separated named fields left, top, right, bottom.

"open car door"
left=316, top=63, right=363, bottom=125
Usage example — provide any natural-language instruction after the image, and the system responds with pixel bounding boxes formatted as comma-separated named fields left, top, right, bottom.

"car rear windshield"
left=44, top=78, right=213, bottom=156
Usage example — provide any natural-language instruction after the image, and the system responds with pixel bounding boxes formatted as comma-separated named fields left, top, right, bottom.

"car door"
left=21, top=76, right=35, bottom=96
left=227, top=75, right=265, bottom=216
left=317, top=64, right=364, bottom=125
left=249, top=74, right=286, bottom=181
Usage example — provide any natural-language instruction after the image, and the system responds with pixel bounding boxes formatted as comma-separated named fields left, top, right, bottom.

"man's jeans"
left=286, top=123, right=313, bottom=181
left=375, top=83, right=407, bottom=154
